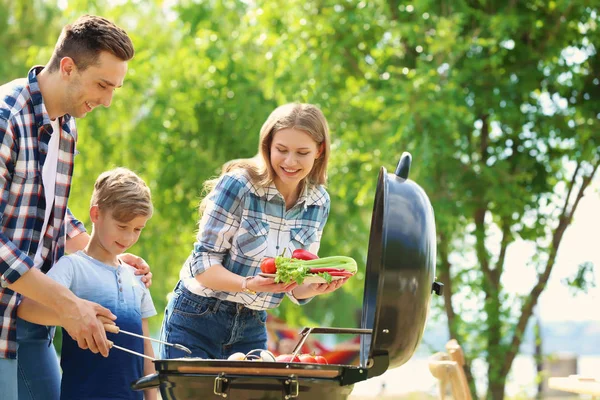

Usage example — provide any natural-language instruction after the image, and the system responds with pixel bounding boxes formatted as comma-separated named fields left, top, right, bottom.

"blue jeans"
left=0, top=358, right=18, bottom=400
left=16, top=318, right=61, bottom=400
left=159, top=284, right=268, bottom=359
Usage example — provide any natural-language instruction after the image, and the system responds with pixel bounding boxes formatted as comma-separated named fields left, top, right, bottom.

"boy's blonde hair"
left=91, top=167, right=153, bottom=222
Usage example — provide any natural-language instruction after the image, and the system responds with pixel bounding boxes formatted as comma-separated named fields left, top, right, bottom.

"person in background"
left=18, top=167, right=157, bottom=400
left=159, top=103, right=349, bottom=360
left=0, top=15, right=152, bottom=400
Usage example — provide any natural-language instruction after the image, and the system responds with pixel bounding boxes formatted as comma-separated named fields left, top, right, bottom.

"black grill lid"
left=359, top=152, right=437, bottom=376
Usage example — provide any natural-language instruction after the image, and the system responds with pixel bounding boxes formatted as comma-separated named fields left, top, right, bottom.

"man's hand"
left=119, top=253, right=152, bottom=288
left=58, top=298, right=116, bottom=357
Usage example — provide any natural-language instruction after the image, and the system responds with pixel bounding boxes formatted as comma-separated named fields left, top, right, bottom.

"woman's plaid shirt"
left=179, top=171, right=330, bottom=310
left=0, top=67, right=86, bottom=359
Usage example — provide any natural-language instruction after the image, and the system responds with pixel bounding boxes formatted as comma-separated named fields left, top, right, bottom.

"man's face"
left=63, top=51, right=128, bottom=118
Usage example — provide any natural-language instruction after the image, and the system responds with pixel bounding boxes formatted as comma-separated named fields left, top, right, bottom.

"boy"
left=18, top=167, right=157, bottom=400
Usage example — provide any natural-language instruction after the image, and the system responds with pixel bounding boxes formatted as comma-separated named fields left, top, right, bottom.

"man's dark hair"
left=47, top=15, right=134, bottom=72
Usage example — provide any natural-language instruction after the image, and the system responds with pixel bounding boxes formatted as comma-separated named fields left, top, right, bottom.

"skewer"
left=108, top=340, right=156, bottom=361
left=104, top=324, right=192, bottom=355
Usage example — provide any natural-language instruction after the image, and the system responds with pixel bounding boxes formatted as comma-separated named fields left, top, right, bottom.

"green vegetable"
left=273, top=256, right=357, bottom=284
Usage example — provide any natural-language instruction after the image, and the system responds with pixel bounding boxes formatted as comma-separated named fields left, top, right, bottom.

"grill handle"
left=131, top=373, right=160, bottom=390
left=291, top=327, right=372, bottom=358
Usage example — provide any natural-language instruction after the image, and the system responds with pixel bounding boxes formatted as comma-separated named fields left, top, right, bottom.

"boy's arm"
left=17, top=297, right=61, bottom=325
left=141, top=318, right=157, bottom=400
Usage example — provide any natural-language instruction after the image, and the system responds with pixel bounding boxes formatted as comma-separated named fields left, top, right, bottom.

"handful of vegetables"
left=260, top=249, right=357, bottom=285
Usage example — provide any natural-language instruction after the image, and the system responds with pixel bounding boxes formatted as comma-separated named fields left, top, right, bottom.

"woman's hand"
left=247, top=275, right=298, bottom=294
left=291, top=277, right=350, bottom=299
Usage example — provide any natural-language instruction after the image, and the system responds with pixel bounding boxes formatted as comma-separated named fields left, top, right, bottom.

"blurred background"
left=2, top=1, right=598, bottom=398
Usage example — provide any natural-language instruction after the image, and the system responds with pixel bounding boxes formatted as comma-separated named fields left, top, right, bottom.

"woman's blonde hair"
left=199, top=103, right=330, bottom=213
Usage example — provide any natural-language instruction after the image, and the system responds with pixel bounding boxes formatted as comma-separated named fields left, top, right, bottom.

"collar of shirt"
left=28, top=66, right=76, bottom=172
left=256, top=180, right=327, bottom=210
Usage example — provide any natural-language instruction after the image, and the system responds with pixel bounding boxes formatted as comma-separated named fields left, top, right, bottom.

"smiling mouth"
left=282, top=167, right=300, bottom=174
left=85, top=101, right=93, bottom=111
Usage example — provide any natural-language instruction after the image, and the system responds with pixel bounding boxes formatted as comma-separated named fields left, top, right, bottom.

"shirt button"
left=118, top=279, right=122, bottom=283
left=119, top=288, right=123, bottom=292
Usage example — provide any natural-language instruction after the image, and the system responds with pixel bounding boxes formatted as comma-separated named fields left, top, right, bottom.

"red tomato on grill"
left=298, top=354, right=317, bottom=363
left=275, top=354, right=301, bottom=362
left=314, top=355, right=328, bottom=364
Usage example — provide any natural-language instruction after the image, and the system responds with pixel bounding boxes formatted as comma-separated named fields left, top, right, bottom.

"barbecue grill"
left=132, top=152, right=443, bottom=399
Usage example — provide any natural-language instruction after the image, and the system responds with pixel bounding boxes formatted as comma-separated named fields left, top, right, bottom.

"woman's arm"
left=196, top=264, right=297, bottom=294
left=141, top=318, right=157, bottom=400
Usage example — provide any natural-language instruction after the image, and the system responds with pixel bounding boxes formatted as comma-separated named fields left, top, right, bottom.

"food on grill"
left=275, top=353, right=329, bottom=364
left=226, top=349, right=277, bottom=361
left=314, top=355, right=328, bottom=364
left=275, top=354, right=301, bottom=362
left=227, top=352, right=246, bottom=361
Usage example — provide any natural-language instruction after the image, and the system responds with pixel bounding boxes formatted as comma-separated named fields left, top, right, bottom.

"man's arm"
left=8, top=268, right=115, bottom=356
left=142, top=318, right=157, bottom=400
left=65, top=231, right=90, bottom=254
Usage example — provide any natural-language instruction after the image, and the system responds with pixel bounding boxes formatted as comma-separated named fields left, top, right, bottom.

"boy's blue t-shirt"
left=47, top=251, right=157, bottom=400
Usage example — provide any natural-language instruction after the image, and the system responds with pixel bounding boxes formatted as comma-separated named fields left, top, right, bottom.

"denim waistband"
left=175, top=281, right=260, bottom=315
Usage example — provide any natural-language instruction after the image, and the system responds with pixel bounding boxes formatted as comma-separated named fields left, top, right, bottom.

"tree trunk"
left=488, top=377, right=507, bottom=400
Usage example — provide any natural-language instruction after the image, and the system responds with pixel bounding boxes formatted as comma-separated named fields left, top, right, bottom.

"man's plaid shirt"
left=179, top=171, right=330, bottom=310
left=0, top=67, right=86, bottom=359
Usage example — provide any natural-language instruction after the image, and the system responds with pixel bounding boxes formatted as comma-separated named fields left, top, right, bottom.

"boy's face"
left=91, top=207, right=148, bottom=257
left=61, top=51, right=128, bottom=118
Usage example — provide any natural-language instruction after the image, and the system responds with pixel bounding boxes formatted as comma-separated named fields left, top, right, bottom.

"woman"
left=159, top=103, right=348, bottom=359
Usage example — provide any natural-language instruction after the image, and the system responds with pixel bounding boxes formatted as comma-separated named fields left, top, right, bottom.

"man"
left=0, top=15, right=152, bottom=400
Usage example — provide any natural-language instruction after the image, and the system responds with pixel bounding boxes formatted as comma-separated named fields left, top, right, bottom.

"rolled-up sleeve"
left=0, top=120, right=34, bottom=287
left=65, top=208, right=86, bottom=238
left=188, top=174, right=246, bottom=277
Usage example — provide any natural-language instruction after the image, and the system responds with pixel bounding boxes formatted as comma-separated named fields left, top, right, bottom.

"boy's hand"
left=59, top=298, right=116, bottom=357
left=119, top=253, right=152, bottom=288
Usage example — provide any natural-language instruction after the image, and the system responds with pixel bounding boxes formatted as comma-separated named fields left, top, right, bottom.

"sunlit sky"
left=504, top=177, right=600, bottom=322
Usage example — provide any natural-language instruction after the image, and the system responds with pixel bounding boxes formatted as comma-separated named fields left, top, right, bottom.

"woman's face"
left=270, top=128, right=320, bottom=193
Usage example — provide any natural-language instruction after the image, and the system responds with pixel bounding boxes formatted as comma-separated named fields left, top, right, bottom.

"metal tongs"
left=104, top=323, right=192, bottom=360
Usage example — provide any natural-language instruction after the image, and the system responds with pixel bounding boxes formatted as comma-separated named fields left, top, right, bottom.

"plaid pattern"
left=0, top=67, right=86, bottom=359
left=179, top=171, right=330, bottom=310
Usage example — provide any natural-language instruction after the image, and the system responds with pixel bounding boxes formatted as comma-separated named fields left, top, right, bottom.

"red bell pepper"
left=327, top=271, right=355, bottom=277
left=308, top=267, right=346, bottom=274
left=292, top=249, right=319, bottom=261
